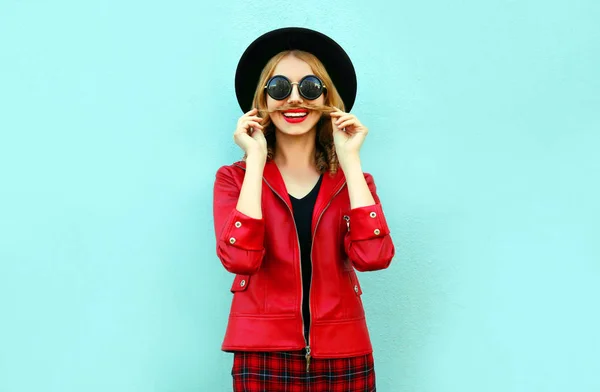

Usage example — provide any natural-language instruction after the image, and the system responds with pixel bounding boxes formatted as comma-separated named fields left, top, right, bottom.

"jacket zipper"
left=261, top=179, right=309, bottom=369
left=232, top=164, right=346, bottom=372
left=306, top=180, right=347, bottom=371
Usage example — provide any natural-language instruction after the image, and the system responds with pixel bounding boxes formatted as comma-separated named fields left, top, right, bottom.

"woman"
left=213, top=27, right=395, bottom=392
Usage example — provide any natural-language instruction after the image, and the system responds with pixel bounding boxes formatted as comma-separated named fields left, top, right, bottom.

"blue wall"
left=1, top=0, right=599, bottom=390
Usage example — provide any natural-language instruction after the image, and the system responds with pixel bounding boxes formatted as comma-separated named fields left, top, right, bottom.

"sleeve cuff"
left=348, top=203, right=390, bottom=241
left=221, top=209, right=265, bottom=251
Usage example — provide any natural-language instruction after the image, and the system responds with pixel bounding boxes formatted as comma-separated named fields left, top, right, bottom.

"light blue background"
left=1, top=0, right=599, bottom=391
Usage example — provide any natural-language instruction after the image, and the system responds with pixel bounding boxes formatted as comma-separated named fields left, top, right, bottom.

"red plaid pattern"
left=232, top=351, right=376, bottom=391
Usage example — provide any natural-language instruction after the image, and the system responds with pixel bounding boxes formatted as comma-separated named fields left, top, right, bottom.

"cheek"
left=266, top=96, right=284, bottom=111
left=313, top=97, right=326, bottom=113
left=309, top=112, right=321, bottom=124
left=266, top=97, right=283, bottom=123
left=311, top=97, right=325, bottom=120
left=266, top=96, right=275, bottom=110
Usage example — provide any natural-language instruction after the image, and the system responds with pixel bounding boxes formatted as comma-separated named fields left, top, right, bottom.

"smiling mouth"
left=282, top=109, right=308, bottom=123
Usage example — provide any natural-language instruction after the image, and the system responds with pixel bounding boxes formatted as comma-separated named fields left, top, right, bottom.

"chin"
left=272, top=111, right=320, bottom=136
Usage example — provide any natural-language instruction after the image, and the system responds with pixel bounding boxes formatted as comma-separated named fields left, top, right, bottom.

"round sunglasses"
left=264, top=75, right=326, bottom=101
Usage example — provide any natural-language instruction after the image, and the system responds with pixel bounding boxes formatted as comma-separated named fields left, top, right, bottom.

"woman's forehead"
left=272, top=55, right=314, bottom=79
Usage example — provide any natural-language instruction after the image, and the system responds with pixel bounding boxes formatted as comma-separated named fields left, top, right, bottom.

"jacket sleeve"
left=344, top=173, right=395, bottom=272
left=213, top=165, right=266, bottom=275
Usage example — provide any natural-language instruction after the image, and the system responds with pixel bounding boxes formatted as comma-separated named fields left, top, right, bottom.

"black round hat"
left=235, top=27, right=357, bottom=112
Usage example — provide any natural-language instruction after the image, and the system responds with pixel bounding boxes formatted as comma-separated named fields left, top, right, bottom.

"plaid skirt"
left=231, top=350, right=376, bottom=392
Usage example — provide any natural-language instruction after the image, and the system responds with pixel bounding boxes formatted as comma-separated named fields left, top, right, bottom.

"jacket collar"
left=233, top=160, right=347, bottom=229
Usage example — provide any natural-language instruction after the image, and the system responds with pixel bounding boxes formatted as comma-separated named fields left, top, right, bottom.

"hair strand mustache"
left=258, top=104, right=336, bottom=117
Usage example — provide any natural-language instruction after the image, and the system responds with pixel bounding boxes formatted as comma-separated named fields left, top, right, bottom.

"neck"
left=273, top=128, right=317, bottom=170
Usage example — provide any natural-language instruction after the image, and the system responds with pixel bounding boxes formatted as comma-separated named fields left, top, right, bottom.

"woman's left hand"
left=330, top=107, right=368, bottom=165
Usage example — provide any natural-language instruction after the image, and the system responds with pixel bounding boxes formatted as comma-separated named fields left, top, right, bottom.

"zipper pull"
left=343, top=215, right=350, bottom=231
left=305, top=346, right=311, bottom=373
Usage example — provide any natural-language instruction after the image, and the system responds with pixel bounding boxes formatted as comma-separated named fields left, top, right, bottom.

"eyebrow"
left=272, top=73, right=316, bottom=80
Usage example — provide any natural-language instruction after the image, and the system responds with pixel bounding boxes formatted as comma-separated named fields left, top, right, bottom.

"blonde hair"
left=248, top=50, right=346, bottom=175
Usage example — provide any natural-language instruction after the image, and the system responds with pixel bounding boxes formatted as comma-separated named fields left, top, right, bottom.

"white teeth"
left=283, top=112, right=308, bottom=118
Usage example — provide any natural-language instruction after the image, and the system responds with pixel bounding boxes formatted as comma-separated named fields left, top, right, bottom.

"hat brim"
left=235, top=27, right=357, bottom=112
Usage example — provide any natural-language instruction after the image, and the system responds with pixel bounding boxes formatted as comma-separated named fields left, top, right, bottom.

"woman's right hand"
left=233, top=108, right=267, bottom=159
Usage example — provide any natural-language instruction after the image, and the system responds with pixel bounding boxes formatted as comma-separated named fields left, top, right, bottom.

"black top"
left=289, top=175, right=323, bottom=344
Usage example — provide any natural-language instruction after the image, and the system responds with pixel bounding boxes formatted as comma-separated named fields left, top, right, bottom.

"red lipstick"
left=282, top=109, right=309, bottom=124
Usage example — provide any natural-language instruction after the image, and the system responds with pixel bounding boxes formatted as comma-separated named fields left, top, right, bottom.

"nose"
left=287, top=83, right=303, bottom=104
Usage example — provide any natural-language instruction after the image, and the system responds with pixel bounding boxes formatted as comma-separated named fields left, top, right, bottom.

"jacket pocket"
left=230, top=274, right=250, bottom=293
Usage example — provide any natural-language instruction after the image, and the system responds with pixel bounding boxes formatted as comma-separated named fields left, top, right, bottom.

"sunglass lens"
left=266, top=76, right=291, bottom=100
left=300, top=76, right=324, bottom=100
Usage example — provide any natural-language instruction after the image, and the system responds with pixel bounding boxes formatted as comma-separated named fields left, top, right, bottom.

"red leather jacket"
left=212, top=160, right=395, bottom=359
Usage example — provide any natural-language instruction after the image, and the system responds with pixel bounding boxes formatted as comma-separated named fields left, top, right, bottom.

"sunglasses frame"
left=264, top=74, right=327, bottom=101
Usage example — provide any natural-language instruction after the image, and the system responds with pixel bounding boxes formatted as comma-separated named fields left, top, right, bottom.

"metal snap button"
left=369, top=212, right=377, bottom=218
left=229, top=237, right=236, bottom=244
left=374, top=229, right=381, bottom=235
left=235, top=221, right=242, bottom=228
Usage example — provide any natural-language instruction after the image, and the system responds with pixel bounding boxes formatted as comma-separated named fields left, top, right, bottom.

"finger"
left=240, top=109, right=259, bottom=120
left=239, top=115, right=263, bottom=125
left=336, top=119, right=358, bottom=129
left=246, top=121, right=263, bottom=130
left=237, top=120, right=263, bottom=131
left=239, top=117, right=263, bottom=126
left=334, top=114, right=354, bottom=125
left=330, top=117, right=340, bottom=130
left=234, top=122, right=261, bottom=135
left=247, top=121, right=263, bottom=129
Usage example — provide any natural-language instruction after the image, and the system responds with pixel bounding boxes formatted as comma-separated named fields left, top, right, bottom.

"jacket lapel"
left=262, top=160, right=293, bottom=211
left=235, top=160, right=347, bottom=229
left=311, top=168, right=346, bottom=235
